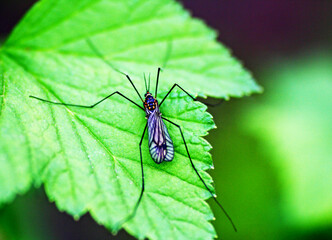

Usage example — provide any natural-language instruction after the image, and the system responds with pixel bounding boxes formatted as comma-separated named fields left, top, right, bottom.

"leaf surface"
left=0, top=0, right=260, bottom=239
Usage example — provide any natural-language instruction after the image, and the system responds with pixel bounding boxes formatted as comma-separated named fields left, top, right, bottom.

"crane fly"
left=144, top=91, right=174, bottom=163
left=29, top=39, right=237, bottom=232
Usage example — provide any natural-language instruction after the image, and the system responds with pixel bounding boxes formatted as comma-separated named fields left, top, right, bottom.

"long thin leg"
left=162, top=117, right=237, bottom=232
left=155, top=40, right=172, bottom=98
left=86, top=39, right=144, bottom=103
left=159, top=83, right=224, bottom=107
left=159, top=83, right=194, bottom=107
left=126, top=74, right=144, bottom=103
left=155, top=67, right=161, bottom=98
left=115, top=123, right=148, bottom=230
left=161, top=40, right=172, bottom=70
left=30, top=91, right=144, bottom=111
left=87, top=38, right=126, bottom=76
left=197, top=98, right=225, bottom=107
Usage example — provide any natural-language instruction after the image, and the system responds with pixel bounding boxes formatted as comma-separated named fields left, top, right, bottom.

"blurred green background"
left=0, top=0, right=331, bottom=239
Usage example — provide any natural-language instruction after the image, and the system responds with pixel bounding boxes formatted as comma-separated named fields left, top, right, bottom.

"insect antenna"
left=86, top=39, right=144, bottom=103
left=144, top=73, right=148, bottom=92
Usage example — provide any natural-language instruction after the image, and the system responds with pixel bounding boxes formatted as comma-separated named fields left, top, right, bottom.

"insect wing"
left=147, top=110, right=174, bottom=163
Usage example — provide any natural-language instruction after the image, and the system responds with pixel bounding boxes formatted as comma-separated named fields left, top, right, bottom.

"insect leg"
left=86, top=39, right=144, bottom=103
left=159, top=83, right=195, bottom=106
left=30, top=91, right=144, bottom=110
left=87, top=39, right=126, bottom=76
left=161, top=40, right=172, bottom=70
left=155, top=67, right=161, bottom=98
left=115, top=123, right=148, bottom=230
left=159, top=83, right=224, bottom=107
left=162, top=117, right=237, bottom=232
left=155, top=40, right=172, bottom=98
left=198, top=98, right=224, bottom=107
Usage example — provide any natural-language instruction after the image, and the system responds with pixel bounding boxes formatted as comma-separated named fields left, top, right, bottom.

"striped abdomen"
left=147, top=108, right=174, bottom=163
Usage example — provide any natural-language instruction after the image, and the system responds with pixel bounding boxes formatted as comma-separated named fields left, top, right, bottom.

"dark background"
left=2, top=0, right=332, bottom=65
left=0, top=1, right=331, bottom=240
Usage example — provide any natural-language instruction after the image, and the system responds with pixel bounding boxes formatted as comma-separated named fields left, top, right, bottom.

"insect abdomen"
left=147, top=110, right=174, bottom=163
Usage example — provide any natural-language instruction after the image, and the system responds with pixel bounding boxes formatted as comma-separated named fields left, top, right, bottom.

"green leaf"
left=244, top=53, right=332, bottom=229
left=0, top=0, right=260, bottom=239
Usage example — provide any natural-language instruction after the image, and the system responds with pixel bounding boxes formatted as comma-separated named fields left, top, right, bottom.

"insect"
left=29, top=39, right=237, bottom=232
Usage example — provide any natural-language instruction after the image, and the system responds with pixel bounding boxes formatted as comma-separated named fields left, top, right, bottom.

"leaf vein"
left=70, top=114, right=116, bottom=225
left=116, top=160, right=175, bottom=239
left=10, top=0, right=104, bottom=46
left=71, top=113, right=130, bottom=217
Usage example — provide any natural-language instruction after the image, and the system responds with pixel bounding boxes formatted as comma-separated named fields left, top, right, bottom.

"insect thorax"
left=144, top=92, right=158, bottom=114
